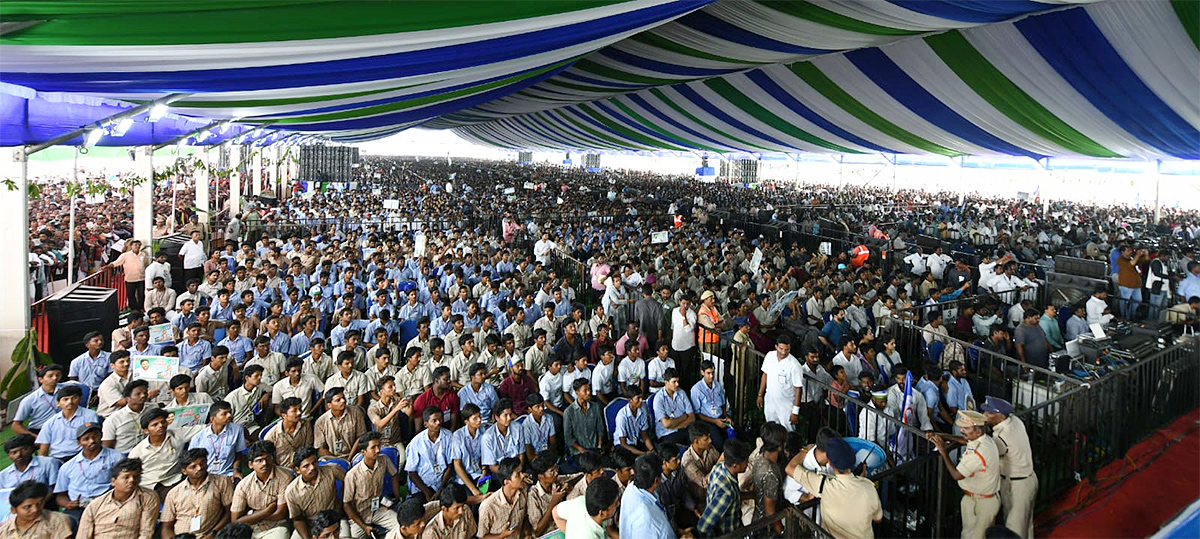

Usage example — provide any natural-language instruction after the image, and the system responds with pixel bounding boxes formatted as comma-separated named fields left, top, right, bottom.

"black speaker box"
left=46, top=285, right=119, bottom=367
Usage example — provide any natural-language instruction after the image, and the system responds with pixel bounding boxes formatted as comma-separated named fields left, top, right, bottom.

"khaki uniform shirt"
left=100, top=405, right=146, bottom=454
left=225, top=383, right=266, bottom=430
left=271, top=375, right=325, bottom=420
left=96, top=372, right=132, bottom=417
left=161, top=474, right=235, bottom=538
left=128, top=434, right=186, bottom=489
left=368, top=398, right=407, bottom=446
left=792, top=468, right=882, bottom=539
left=395, top=364, right=432, bottom=398
left=956, top=435, right=1001, bottom=496
left=246, top=352, right=288, bottom=387
left=302, top=353, right=336, bottom=382
left=324, top=371, right=372, bottom=405
left=76, top=488, right=159, bottom=539
left=478, top=488, right=527, bottom=536
left=285, top=465, right=345, bottom=524
left=344, top=458, right=398, bottom=516
left=420, top=509, right=477, bottom=539
left=231, top=466, right=292, bottom=532
left=993, top=416, right=1035, bottom=478
left=0, top=510, right=72, bottom=539
left=314, top=407, right=367, bottom=459
left=265, top=420, right=314, bottom=468
left=364, top=364, right=398, bottom=393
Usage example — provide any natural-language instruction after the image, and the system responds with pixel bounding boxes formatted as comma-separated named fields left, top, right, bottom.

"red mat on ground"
left=1038, top=409, right=1200, bottom=538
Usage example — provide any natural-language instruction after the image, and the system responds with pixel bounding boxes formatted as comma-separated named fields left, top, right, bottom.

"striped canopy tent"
left=1, top=0, right=1197, bottom=159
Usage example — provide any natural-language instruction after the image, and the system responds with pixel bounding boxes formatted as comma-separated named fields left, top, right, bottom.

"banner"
left=148, top=323, right=175, bottom=345
left=503, top=187, right=516, bottom=195
left=133, top=355, right=179, bottom=382
left=166, top=403, right=211, bottom=428
left=748, top=248, right=763, bottom=275
left=650, top=231, right=669, bottom=244
left=382, top=199, right=400, bottom=210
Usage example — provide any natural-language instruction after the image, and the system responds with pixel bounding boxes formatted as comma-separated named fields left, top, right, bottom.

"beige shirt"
left=792, top=468, right=882, bottom=539
left=313, top=407, right=367, bottom=459
left=285, top=465, right=345, bottom=524
left=231, top=466, right=292, bottom=532
left=367, top=343, right=401, bottom=368
left=246, top=352, right=288, bottom=387
left=368, top=398, right=407, bottom=446
left=195, top=364, right=231, bottom=401
left=420, top=509, right=477, bottom=539
left=128, top=433, right=186, bottom=489
left=100, top=405, right=146, bottom=454
left=96, top=372, right=132, bottom=417
left=681, top=446, right=719, bottom=503
left=302, top=353, right=336, bottom=382
left=265, top=420, right=314, bottom=468
left=364, top=364, right=398, bottom=393
left=161, top=474, right=235, bottom=539
left=956, top=435, right=1001, bottom=496
left=478, top=488, right=527, bottom=536
left=225, top=383, right=266, bottom=430
left=324, top=371, right=372, bottom=405
left=271, top=375, right=325, bottom=419
left=993, top=415, right=1035, bottom=478
left=343, top=458, right=398, bottom=515
left=0, top=510, right=72, bottom=539
left=76, top=487, right=159, bottom=539
left=395, top=364, right=432, bottom=398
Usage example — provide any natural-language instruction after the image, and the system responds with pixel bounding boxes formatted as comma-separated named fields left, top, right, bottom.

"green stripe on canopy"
left=702, top=78, right=860, bottom=153
left=611, top=99, right=723, bottom=152
left=1172, top=0, right=1199, bottom=49
left=648, top=88, right=774, bottom=152
left=757, top=1, right=921, bottom=36
left=625, top=32, right=769, bottom=65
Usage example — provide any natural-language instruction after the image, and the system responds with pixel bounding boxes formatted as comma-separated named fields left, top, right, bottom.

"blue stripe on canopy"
left=671, top=84, right=790, bottom=148
left=676, top=10, right=831, bottom=55
left=744, top=70, right=898, bottom=154
left=846, top=48, right=1044, bottom=159
left=598, top=48, right=731, bottom=77
left=1016, top=9, right=1200, bottom=159
left=0, top=1, right=702, bottom=93
left=590, top=100, right=700, bottom=148
left=887, top=0, right=1050, bottom=24
left=625, top=93, right=738, bottom=150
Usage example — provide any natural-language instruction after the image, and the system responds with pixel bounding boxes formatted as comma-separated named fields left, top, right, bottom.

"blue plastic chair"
left=63, top=382, right=92, bottom=409
left=926, top=341, right=946, bottom=364
left=320, top=457, right=350, bottom=471
left=645, top=392, right=657, bottom=428
left=260, top=419, right=280, bottom=441
left=397, top=320, right=418, bottom=349
left=603, top=398, right=628, bottom=441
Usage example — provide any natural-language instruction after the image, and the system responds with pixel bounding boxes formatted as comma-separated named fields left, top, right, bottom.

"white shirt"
left=670, top=307, right=696, bottom=351
left=533, top=240, right=556, bottom=265
left=1086, top=296, right=1113, bottom=327
left=760, top=351, right=802, bottom=410
left=179, top=239, right=207, bottom=269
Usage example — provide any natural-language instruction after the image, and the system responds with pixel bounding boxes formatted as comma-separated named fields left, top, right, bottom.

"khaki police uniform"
left=994, top=415, right=1037, bottom=539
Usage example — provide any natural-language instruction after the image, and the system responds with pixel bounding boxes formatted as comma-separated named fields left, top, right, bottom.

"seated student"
left=302, top=338, right=335, bottom=383
left=457, top=362, right=498, bottom=423
left=272, top=359, right=325, bottom=421
left=313, top=387, right=367, bottom=461
left=552, top=476, right=620, bottom=539
left=54, top=422, right=123, bottom=523
left=680, top=423, right=719, bottom=506
left=368, top=376, right=412, bottom=458
left=188, top=400, right=249, bottom=477
left=178, top=322, right=213, bottom=374
left=101, top=379, right=152, bottom=454
left=560, top=355, right=590, bottom=408
left=265, top=397, right=314, bottom=469
left=97, top=350, right=136, bottom=418
left=226, top=364, right=271, bottom=439
left=76, top=458, right=159, bottom=539
left=330, top=330, right=367, bottom=372
left=614, top=387, right=654, bottom=456
left=610, top=447, right=636, bottom=502
left=363, top=347, right=397, bottom=395
left=696, top=439, right=752, bottom=538
left=324, top=352, right=371, bottom=409
left=129, top=326, right=163, bottom=358
left=616, top=346, right=648, bottom=395
left=481, top=398, right=526, bottom=476
left=35, top=384, right=102, bottom=460
left=690, top=360, right=732, bottom=451
left=590, top=345, right=618, bottom=405
left=423, top=483, right=477, bottom=539
left=162, top=448, right=236, bottom=539
left=0, top=480, right=72, bottom=538
left=196, top=346, right=234, bottom=401
left=389, top=498, right=430, bottom=539
left=447, top=334, right=478, bottom=389
left=365, top=328, right=399, bottom=370
left=527, top=452, right=580, bottom=536
left=564, top=379, right=607, bottom=457
left=68, top=330, right=111, bottom=394
left=0, top=434, right=60, bottom=490
left=412, top=367, right=460, bottom=432
left=231, top=441, right=292, bottom=539
left=646, top=344, right=675, bottom=395
left=284, top=446, right=348, bottom=539
left=404, top=406, right=454, bottom=502
left=619, top=453, right=676, bottom=539
left=477, top=456, right=530, bottom=537
left=450, top=403, right=486, bottom=497
left=248, top=336, right=288, bottom=388
left=344, top=433, right=402, bottom=539
left=538, top=356, right=567, bottom=428
left=652, top=368, right=695, bottom=446
left=566, top=451, right=607, bottom=501
left=394, top=347, right=432, bottom=401
left=521, top=393, right=557, bottom=462
left=497, top=356, right=539, bottom=417
left=12, top=364, right=65, bottom=436
left=128, top=407, right=187, bottom=501
left=653, top=442, right=696, bottom=531
left=166, top=373, right=215, bottom=409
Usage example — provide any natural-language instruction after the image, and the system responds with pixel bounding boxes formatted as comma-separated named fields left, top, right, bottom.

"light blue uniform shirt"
left=405, top=428, right=452, bottom=492
left=219, top=335, right=254, bottom=365
left=0, top=455, right=61, bottom=489
left=35, top=408, right=102, bottom=460
left=946, top=376, right=974, bottom=412
left=480, top=423, right=524, bottom=467
left=178, top=338, right=212, bottom=371
left=397, top=302, right=427, bottom=324
left=689, top=380, right=727, bottom=420
left=613, top=405, right=648, bottom=447
left=915, top=378, right=942, bottom=418
left=653, top=389, right=694, bottom=439
left=128, top=344, right=163, bottom=358
left=289, top=331, right=324, bottom=358
left=69, top=351, right=111, bottom=390
left=13, top=385, right=61, bottom=431
left=457, top=383, right=499, bottom=423
left=520, top=415, right=555, bottom=454
left=449, top=426, right=484, bottom=485
left=619, top=485, right=676, bottom=539
left=188, top=423, right=248, bottom=476
left=54, top=447, right=124, bottom=500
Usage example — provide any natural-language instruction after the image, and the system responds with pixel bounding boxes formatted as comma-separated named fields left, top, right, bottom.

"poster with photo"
left=148, top=323, right=175, bottom=345
left=132, top=355, right=178, bottom=382
left=166, top=404, right=211, bottom=429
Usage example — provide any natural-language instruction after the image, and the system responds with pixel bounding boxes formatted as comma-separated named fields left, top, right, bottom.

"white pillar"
left=274, top=145, right=283, bottom=199
left=229, top=144, right=242, bottom=216
left=1153, top=159, right=1162, bottom=225
left=252, top=147, right=263, bottom=197
left=134, top=146, right=154, bottom=243
left=195, top=148, right=209, bottom=225
left=0, top=148, right=30, bottom=375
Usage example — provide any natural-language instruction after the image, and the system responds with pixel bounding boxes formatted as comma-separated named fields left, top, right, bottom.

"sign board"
left=372, top=188, right=382, bottom=195
left=166, top=403, right=211, bottom=429
left=523, top=182, right=536, bottom=190
left=503, top=187, right=516, bottom=195
left=148, top=323, right=175, bottom=345
left=132, top=355, right=179, bottom=382
left=382, top=199, right=400, bottom=210
left=748, top=248, right=763, bottom=275
left=819, top=242, right=833, bottom=256
left=651, top=231, right=669, bottom=244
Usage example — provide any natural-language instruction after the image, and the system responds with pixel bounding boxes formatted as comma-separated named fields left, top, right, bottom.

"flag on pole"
left=889, top=370, right=916, bottom=464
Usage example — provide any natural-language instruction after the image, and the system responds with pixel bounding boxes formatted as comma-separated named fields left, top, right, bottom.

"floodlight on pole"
left=149, top=104, right=169, bottom=122
left=111, top=118, right=134, bottom=137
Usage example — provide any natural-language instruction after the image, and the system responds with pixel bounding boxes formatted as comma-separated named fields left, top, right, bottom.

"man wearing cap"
left=785, top=436, right=882, bottom=538
left=982, top=397, right=1036, bottom=539
left=930, top=411, right=1000, bottom=539
left=53, top=423, right=125, bottom=523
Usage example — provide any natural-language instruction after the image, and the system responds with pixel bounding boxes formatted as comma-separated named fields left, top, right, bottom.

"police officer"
left=930, top=410, right=1000, bottom=539
left=982, top=396, right=1036, bottom=539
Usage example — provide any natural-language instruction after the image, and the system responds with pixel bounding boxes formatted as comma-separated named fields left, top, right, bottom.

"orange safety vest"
left=698, top=304, right=721, bottom=344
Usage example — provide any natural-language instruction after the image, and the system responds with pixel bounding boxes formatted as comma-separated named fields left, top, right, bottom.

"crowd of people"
left=7, top=155, right=1199, bottom=539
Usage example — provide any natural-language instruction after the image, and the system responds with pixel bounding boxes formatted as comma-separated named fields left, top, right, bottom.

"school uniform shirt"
left=652, top=388, right=694, bottom=439
left=561, top=366, right=591, bottom=396
left=128, top=433, right=186, bottom=490
left=313, top=407, right=367, bottom=460
left=231, top=466, right=292, bottom=533
left=55, top=447, right=125, bottom=501
left=69, top=350, right=112, bottom=391
left=480, top=423, right=525, bottom=467
left=521, top=414, right=556, bottom=454
left=619, top=485, right=675, bottom=539
left=35, top=407, right=103, bottom=460
left=195, top=364, right=231, bottom=401
left=13, top=384, right=61, bottom=432
left=394, top=364, right=432, bottom=399
left=265, top=421, right=314, bottom=468
left=478, top=488, right=527, bottom=537
left=300, top=352, right=335, bottom=382
left=0, top=509, right=72, bottom=539
left=101, top=405, right=147, bottom=454
left=225, top=384, right=266, bottom=431
left=177, top=339, right=212, bottom=372
left=161, top=474, right=235, bottom=538
left=96, top=372, right=133, bottom=417
left=405, top=428, right=453, bottom=492
left=613, top=404, right=649, bottom=447
left=284, top=464, right=345, bottom=526
left=188, top=423, right=249, bottom=476
left=75, top=486, right=159, bottom=539
left=449, top=426, right=484, bottom=485
left=271, top=375, right=325, bottom=419
left=0, top=455, right=60, bottom=490
left=457, top=383, right=499, bottom=423
left=647, top=358, right=675, bottom=394
left=420, top=508, right=477, bottom=539
left=344, top=457, right=398, bottom=517
left=323, top=371, right=372, bottom=405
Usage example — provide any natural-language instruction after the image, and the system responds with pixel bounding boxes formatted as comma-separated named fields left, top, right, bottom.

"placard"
left=0, top=488, right=10, bottom=523
left=382, top=199, right=400, bottom=210
left=748, top=248, right=763, bottom=275
left=414, top=234, right=427, bottom=257
left=818, top=242, right=833, bottom=256
left=148, top=323, right=175, bottom=345
left=523, top=182, right=536, bottom=190
left=133, top=355, right=179, bottom=382
left=651, top=231, right=669, bottom=244
left=503, top=187, right=516, bottom=195
left=166, top=403, right=211, bottom=429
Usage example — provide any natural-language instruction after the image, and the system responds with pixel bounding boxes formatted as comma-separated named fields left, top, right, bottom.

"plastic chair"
left=63, top=382, right=92, bottom=409
left=351, top=452, right=397, bottom=497
left=397, top=320, right=418, bottom=348
left=603, top=398, right=628, bottom=440
left=259, top=419, right=280, bottom=441
left=320, top=457, right=350, bottom=471
left=645, top=392, right=657, bottom=428
left=926, top=341, right=946, bottom=364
